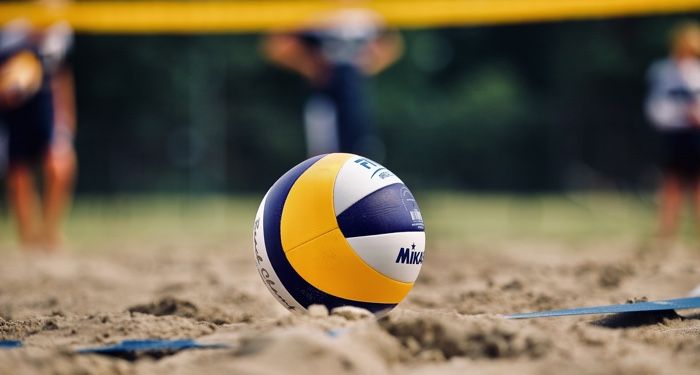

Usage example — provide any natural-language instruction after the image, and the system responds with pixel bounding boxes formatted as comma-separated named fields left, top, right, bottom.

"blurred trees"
left=72, top=15, right=694, bottom=193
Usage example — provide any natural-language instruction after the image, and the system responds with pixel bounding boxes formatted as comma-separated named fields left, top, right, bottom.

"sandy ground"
left=1, top=218, right=700, bottom=374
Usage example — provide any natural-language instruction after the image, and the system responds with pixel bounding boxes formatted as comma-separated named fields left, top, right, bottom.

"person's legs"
left=329, top=65, right=377, bottom=157
left=689, top=170, right=700, bottom=234
left=304, top=95, right=339, bottom=156
left=658, top=173, right=684, bottom=238
left=7, top=164, right=40, bottom=247
left=4, top=71, right=57, bottom=248
left=41, top=139, right=76, bottom=249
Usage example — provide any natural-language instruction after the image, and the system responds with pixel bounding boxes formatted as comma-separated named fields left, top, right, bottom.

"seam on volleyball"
left=278, top=152, right=338, bottom=254
left=284, top=226, right=414, bottom=287
left=340, top=230, right=413, bottom=287
left=334, top=176, right=404, bottom=217
left=330, top=153, right=354, bottom=218
left=256, top=194, right=305, bottom=311
left=284, top=225, right=339, bottom=255
left=344, top=230, right=425, bottom=241
left=333, top=154, right=387, bottom=217
left=345, top=231, right=425, bottom=283
left=342, top=233, right=417, bottom=285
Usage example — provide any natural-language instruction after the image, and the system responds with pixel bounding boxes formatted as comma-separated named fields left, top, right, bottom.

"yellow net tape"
left=0, top=0, right=699, bottom=34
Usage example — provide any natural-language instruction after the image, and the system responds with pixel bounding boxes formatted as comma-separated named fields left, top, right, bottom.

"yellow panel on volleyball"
left=286, top=228, right=413, bottom=303
left=280, top=153, right=350, bottom=251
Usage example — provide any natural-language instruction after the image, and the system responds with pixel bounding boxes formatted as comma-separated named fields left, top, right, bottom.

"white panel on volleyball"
left=333, top=155, right=404, bottom=215
left=347, top=232, right=425, bottom=283
left=253, top=193, right=306, bottom=312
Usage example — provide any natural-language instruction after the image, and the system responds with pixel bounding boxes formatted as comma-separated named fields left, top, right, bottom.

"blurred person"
left=263, top=7, right=403, bottom=158
left=0, top=16, right=76, bottom=251
left=646, top=21, right=700, bottom=239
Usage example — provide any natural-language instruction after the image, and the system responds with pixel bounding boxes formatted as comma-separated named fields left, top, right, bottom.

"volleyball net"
left=0, top=0, right=699, bottom=34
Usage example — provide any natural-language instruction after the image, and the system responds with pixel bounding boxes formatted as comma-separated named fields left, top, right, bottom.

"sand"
left=1, top=234, right=700, bottom=374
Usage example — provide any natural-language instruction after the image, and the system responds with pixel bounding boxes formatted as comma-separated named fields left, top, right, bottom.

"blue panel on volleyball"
left=507, top=296, right=700, bottom=319
left=78, top=339, right=227, bottom=357
left=0, top=340, right=22, bottom=349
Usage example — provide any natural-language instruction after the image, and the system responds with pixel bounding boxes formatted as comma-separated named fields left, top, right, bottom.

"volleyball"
left=253, top=153, right=425, bottom=314
left=0, top=50, right=43, bottom=109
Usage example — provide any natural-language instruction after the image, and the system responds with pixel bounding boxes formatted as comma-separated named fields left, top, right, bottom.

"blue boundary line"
left=0, top=340, right=22, bottom=349
left=507, top=296, right=700, bottom=319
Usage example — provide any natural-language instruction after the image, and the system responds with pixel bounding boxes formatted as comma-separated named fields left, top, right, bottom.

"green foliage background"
left=72, top=15, right=694, bottom=193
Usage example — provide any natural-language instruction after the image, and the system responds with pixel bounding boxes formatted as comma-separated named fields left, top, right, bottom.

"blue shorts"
left=660, top=128, right=700, bottom=183
left=0, top=45, right=54, bottom=168
left=318, top=64, right=373, bottom=155
left=1, top=84, right=54, bottom=167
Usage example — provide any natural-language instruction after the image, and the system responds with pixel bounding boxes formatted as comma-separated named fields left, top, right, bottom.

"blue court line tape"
left=77, top=339, right=228, bottom=355
left=506, top=296, right=700, bottom=319
left=0, top=340, right=22, bottom=349
left=326, top=328, right=350, bottom=338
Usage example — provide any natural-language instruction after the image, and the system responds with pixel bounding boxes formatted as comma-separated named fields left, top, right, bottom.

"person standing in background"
left=0, top=16, right=77, bottom=251
left=263, top=8, right=403, bottom=159
left=646, top=21, right=700, bottom=239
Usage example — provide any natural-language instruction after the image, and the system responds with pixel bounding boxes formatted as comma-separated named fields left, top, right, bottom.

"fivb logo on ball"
left=254, top=153, right=425, bottom=315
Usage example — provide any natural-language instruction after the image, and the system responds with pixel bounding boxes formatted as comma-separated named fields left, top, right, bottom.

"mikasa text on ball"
left=253, top=153, right=425, bottom=314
